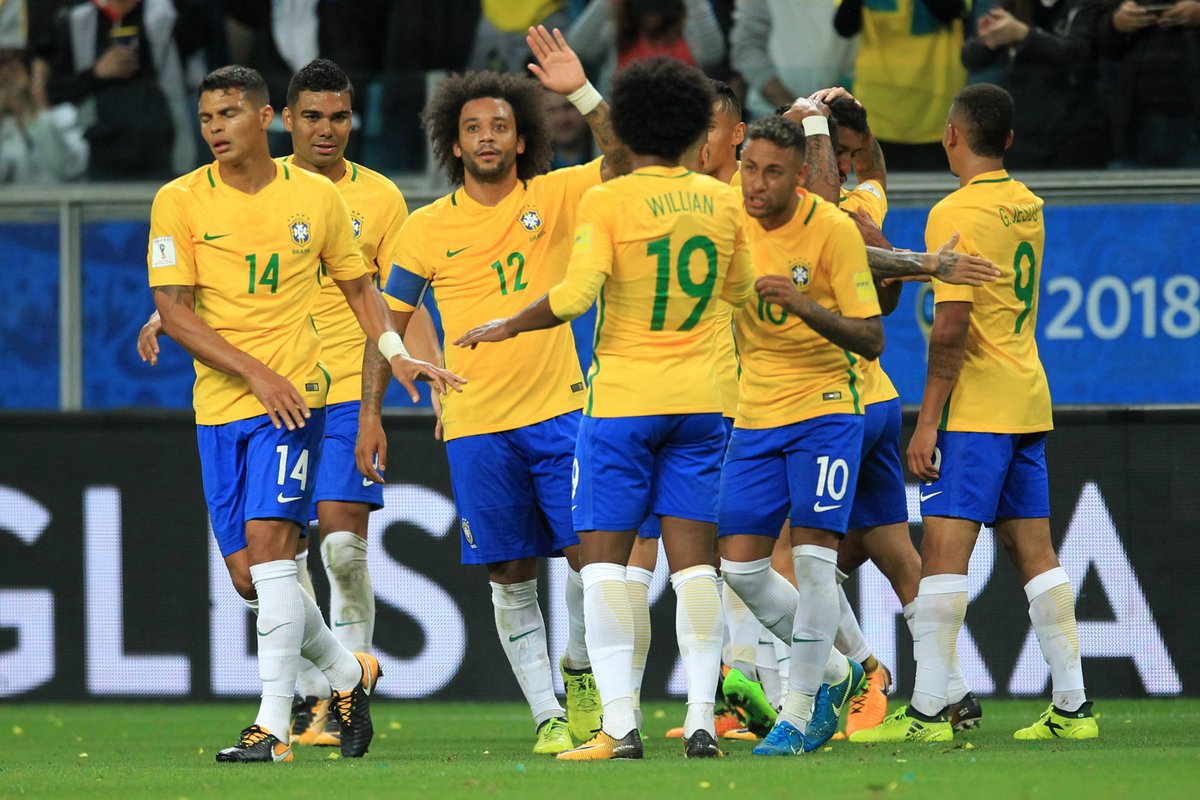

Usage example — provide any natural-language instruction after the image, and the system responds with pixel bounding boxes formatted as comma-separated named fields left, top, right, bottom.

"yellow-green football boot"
left=533, top=717, right=573, bottom=754
left=1014, top=702, right=1099, bottom=741
left=560, top=658, right=603, bottom=744
left=848, top=705, right=953, bottom=743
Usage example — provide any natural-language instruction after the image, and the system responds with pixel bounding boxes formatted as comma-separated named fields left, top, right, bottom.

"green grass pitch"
left=3, top=700, right=1198, bottom=799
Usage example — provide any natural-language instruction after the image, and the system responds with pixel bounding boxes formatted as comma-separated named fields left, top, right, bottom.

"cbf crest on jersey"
left=288, top=214, right=313, bottom=254
left=518, top=206, right=546, bottom=242
left=350, top=210, right=364, bottom=239
left=791, top=263, right=811, bottom=288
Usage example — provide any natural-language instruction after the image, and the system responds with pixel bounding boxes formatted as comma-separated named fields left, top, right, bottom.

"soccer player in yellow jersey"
left=458, top=57, right=757, bottom=760
left=366, top=27, right=627, bottom=755
left=715, top=116, right=884, bottom=757
left=853, top=84, right=1097, bottom=744
left=147, top=66, right=461, bottom=763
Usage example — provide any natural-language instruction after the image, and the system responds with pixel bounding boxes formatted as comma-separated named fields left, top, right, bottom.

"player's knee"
left=231, top=571, right=256, bottom=600
left=486, top=558, right=537, bottom=585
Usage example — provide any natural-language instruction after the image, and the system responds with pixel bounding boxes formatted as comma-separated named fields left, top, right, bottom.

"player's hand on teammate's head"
left=137, top=311, right=164, bottom=366
left=526, top=25, right=587, bottom=95
left=809, top=86, right=858, bottom=108
left=931, top=233, right=1001, bottom=287
left=454, top=319, right=518, bottom=349
left=389, top=356, right=466, bottom=404
left=355, top=419, right=388, bottom=484
left=786, top=95, right=829, bottom=120
left=246, top=365, right=310, bottom=431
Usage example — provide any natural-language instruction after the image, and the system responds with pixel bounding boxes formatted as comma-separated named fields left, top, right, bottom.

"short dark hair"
left=287, top=58, right=354, bottom=109
left=199, top=65, right=269, bottom=107
left=422, top=70, right=553, bottom=186
left=745, top=116, right=807, bottom=162
left=709, top=78, right=741, bottom=119
left=951, top=83, right=1014, bottom=158
left=611, top=56, right=713, bottom=160
left=828, top=96, right=868, bottom=136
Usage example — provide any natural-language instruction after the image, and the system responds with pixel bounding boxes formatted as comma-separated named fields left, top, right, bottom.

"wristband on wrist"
left=802, top=115, right=830, bottom=137
left=378, top=330, right=410, bottom=362
left=566, top=81, right=603, bottom=116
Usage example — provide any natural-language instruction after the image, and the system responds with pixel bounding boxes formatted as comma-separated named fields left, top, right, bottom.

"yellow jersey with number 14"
left=287, top=156, right=410, bottom=405
left=926, top=169, right=1051, bottom=433
left=736, top=190, right=881, bottom=429
left=148, top=160, right=367, bottom=425
left=549, top=165, right=754, bottom=418
left=840, top=178, right=898, bottom=407
left=384, top=159, right=603, bottom=440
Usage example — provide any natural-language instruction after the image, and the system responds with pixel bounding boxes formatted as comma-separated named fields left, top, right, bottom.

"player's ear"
left=516, top=133, right=526, bottom=155
left=796, top=160, right=809, bottom=189
left=1004, top=129, right=1014, bottom=152
left=732, top=122, right=745, bottom=147
left=452, top=140, right=462, bottom=158
left=282, top=106, right=293, bottom=132
left=260, top=103, right=275, bottom=130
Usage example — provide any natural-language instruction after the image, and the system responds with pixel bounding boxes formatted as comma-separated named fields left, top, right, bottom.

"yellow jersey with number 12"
left=147, top=160, right=367, bottom=425
left=550, top=165, right=754, bottom=418
left=285, top=156, right=410, bottom=405
left=840, top=178, right=897, bottom=407
left=384, top=159, right=603, bottom=440
left=926, top=169, right=1051, bottom=433
left=736, top=190, right=881, bottom=429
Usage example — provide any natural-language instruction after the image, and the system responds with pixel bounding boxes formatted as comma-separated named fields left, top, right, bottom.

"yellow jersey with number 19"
left=147, top=160, right=367, bottom=425
left=286, top=156, right=410, bottom=405
left=549, top=165, right=754, bottom=418
left=840, top=178, right=898, bottom=407
left=926, top=169, right=1051, bottom=433
left=384, top=159, right=603, bottom=441
left=736, top=190, right=881, bottom=429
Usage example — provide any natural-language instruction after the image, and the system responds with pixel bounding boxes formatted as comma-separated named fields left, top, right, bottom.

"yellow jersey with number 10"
left=840, top=179, right=897, bottom=407
left=384, top=160, right=603, bottom=440
left=926, top=169, right=1051, bottom=433
left=736, top=190, right=881, bottom=429
left=286, top=156, right=410, bottom=406
left=552, top=165, right=754, bottom=418
left=147, top=160, right=367, bottom=425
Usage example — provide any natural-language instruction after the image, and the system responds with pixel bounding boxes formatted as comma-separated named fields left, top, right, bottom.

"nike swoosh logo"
left=919, top=490, right=943, bottom=501
left=812, top=502, right=842, bottom=512
left=257, top=621, right=292, bottom=637
left=335, top=619, right=367, bottom=627
left=362, top=476, right=375, bottom=487
left=203, top=232, right=230, bottom=241
left=277, top=493, right=303, bottom=504
left=508, top=628, right=538, bottom=642
left=446, top=246, right=470, bottom=257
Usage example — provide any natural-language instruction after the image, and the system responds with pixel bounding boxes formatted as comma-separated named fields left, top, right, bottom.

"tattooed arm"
left=853, top=134, right=887, bottom=190
left=153, top=284, right=309, bottom=430
left=852, top=214, right=999, bottom=287
left=907, top=301, right=971, bottom=481
left=526, top=25, right=631, bottom=179
left=783, top=97, right=840, bottom=203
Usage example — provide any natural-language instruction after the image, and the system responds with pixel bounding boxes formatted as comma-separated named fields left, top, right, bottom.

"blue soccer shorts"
left=574, top=413, right=726, bottom=533
left=718, top=413, right=865, bottom=537
left=919, top=430, right=1050, bottom=525
left=307, top=400, right=384, bottom=521
left=444, top=411, right=581, bottom=565
left=848, top=399, right=908, bottom=530
left=197, top=408, right=327, bottom=557
left=637, top=416, right=734, bottom=539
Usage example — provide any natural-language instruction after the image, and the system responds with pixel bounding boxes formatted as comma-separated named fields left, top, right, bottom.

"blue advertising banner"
left=1, top=202, right=1195, bottom=410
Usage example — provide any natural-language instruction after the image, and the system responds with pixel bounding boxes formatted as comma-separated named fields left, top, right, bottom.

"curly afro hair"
left=421, top=71, right=553, bottom=186
left=611, top=56, right=713, bottom=161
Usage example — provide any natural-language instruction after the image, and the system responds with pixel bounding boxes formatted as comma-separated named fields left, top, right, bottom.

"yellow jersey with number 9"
left=550, top=165, right=754, bottom=418
left=384, top=159, right=603, bottom=440
left=286, top=157, right=409, bottom=406
left=926, top=169, right=1051, bottom=433
left=147, top=161, right=367, bottom=425
left=736, top=190, right=881, bottom=429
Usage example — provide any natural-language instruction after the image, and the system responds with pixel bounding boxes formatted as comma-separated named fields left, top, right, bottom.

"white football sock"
left=582, top=562, right=636, bottom=738
left=911, top=574, right=968, bottom=717
left=250, top=560, right=304, bottom=741
left=298, top=581, right=361, bottom=692
left=563, top=566, right=590, bottom=670
left=756, top=636, right=783, bottom=708
left=672, top=565, right=722, bottom=738
left=626, top=565, right=654, bottom=728
left=491, top=580, right=563, bottom=726
left=293, top=550, right=331, bottom=698
left=719, top=556, right=799, bottom=643
left=321, top=532, right=374, bottom=653
left=723, top=585, right=762, bottom=680
left=1025, top=567, right=1086, bottom=712
left=779, top=545, right=839, bottom=728
left=834, top=570, right=873, bottom=664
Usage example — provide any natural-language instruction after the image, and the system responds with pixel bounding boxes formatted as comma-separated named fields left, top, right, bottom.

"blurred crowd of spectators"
left=1, top=0, right=1198, bottom=186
